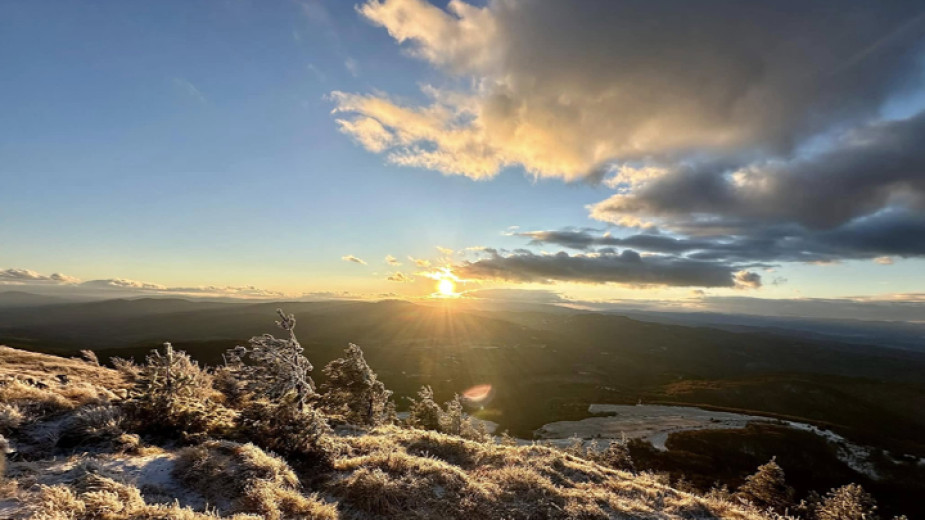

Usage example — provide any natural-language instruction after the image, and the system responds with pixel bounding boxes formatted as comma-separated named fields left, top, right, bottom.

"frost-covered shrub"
left=405, top=387, right=486, bottom=441
left=406, top=386, right=442, bottom=431
left=125, top=343, right=235, bottom=439
left=815, top=484, right=877, bottom=520
left=735, top=457, right=795, bottom=513
left=441, top=395, right=487, bottom=441
left=224, top=309, right=316, bottom=409
left=237, top=395, right=333, bottom=461
left=212, top=365, right=248, bottom=407
left=593, top=439, right=635, bottom=473
left=321, top=343, right=392, bottom=426
left=384, top=401, right=399, bottom=426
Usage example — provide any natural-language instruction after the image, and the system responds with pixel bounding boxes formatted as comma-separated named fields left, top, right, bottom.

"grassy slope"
left=0, top=345, right=769, bottom=520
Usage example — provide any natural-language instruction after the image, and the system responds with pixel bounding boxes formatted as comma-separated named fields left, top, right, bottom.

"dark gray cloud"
left=456, top=250, right=758, bottom=288
left=519, top=208, right=925, bottom=266
left=517, top=229, right=715, bottom=254
left=575, top=112, right=925, bottom=266
left=592, top=112, right=925, bottom=231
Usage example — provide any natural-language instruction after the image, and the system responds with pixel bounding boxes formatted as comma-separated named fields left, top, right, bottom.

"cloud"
left=455, top=250, right=756, bottom=288
left=733, top=270, right=762, bottom=289
left=0, top=268, right=80, bottom=285
left=590, top=113, right=925, bottom=232
left=171, top=77, right=206, bottom=103
left=78, top=279, right=286, bottom=299
left=408, top=256, right=431, bottom=268
left=81, top=279, right=167, bottom=291
left=874, top=256, right=895, bottom=265
left=299, top=0, right=334, bottom=26
left=516, top=229, right=714, bottom=254
left=329, top=1, right=925, bottom=286
left=344, top=57, right=360, bottom=77
left=463, top=288, right=566, bottom=304
left=387, top=272, right=413, bottom=282
left=385, top=254, right=402, bottom=266
left=518, top=208, right=925, bottom=265
left=0, top=268, right=289, bottom=300
left=334, top=0, right=925, bottom=180
left=436, top=246, right=454, bottom=256
left=341, top=255, right=367, bottom=265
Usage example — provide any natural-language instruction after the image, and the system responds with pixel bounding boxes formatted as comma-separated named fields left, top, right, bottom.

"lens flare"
left=462, top=384, right=493, bottom=403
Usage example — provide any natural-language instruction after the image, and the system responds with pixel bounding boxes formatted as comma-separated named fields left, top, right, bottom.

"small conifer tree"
left=442, top=395, right=465, bottom=435
left=224, top=309, right=315, bottom=409
left=321, top=343, right=393, bottom=426
left=237, top=394, right=333, bottom=460
left=406, top=386, right=442, bottom=431
left=596, top=439, right=636, bottom=473
left=736, top=457, right=795, bottom=513
left=816, top=484, right=878, bottom=520
left=126, top=343, right=232, bottom=437
left=384, top=400, right=399, bottom=425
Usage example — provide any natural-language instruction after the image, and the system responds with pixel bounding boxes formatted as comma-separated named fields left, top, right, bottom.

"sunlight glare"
left=437, top=277, right=456, bottom=296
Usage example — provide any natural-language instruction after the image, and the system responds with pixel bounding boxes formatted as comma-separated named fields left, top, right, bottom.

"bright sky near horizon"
left=2, top=0, right=925, bottom=313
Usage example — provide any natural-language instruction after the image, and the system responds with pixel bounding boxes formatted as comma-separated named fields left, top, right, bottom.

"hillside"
left=2, top=298, right=925, bottom=515
left=0, top=343, right=785, bottom=520
left=2, top=298, right=923, bottom=452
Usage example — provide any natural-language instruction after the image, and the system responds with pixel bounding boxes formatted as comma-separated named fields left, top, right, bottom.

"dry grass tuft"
left=25, top=471, right=262, bottom=520
left=0, top=346, right=125, bottom=433
left=0, top=404, right=24, bottom=434
left=174, top=440, right=338, bottom=520
left=63, top=404, right=125, bottom=445
left=328, top=427, right=767, bottom=520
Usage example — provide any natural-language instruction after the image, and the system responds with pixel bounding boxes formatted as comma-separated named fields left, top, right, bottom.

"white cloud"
left=344, top=57, right=360, bottom=77
left=81, top=278, right=168, bottom=291
left=385, top=254, right=402, bottom=266
left=408, top=256, right=431, bottom=268
left=387, top=272, right=413, bottom=282
left=0, top=266, right=295, bottom=300
left=78, top=279, right=286, bottom=299
left=341, top=255, right=368, bottom=265
left=171, top=77, right=206, bottom=103
left=0, top=268, right=80, bottom=285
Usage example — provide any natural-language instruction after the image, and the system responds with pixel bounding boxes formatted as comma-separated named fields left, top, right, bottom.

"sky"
left=2, top=0, right=925, bottom=317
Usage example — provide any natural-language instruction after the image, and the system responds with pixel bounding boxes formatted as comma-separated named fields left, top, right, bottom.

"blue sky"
left=2, top=0, right=925, bottom=310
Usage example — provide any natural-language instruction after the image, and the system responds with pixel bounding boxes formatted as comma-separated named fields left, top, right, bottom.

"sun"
left=437, top=277, right=456, bottom=296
